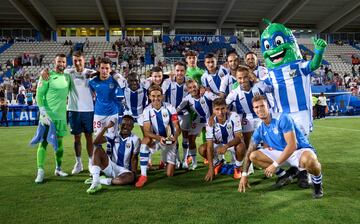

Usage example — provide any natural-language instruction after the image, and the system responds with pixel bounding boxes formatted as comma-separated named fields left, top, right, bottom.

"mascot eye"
left=275, top=36, right=284, bottom=46
left=264, top=40, right=270, bottom=50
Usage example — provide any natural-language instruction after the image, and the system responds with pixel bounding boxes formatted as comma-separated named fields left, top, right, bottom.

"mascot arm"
left=310, top=38, right=327, bottom=71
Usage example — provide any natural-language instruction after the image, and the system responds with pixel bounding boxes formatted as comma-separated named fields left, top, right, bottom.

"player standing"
left=34, top=54, right=72, bottom=183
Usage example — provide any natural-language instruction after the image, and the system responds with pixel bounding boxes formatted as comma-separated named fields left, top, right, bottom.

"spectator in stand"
left=90, top=56, right=96, bottom=69
left=16, top=90, right=25, bottom=105
left=4, top=79, right=13, bottom=103
left=69, top=40, right=73, bottom=45
left=64, top=40, right=69, bottom=46
left=26, top=89, right=33, bottom=106
left=0, top=87, right=5, bottom=100
left=0, top=98, right=9, bottom=127
left=85, top=38, right=90, bottom=49
left=317, top=92, right=327, bottom=119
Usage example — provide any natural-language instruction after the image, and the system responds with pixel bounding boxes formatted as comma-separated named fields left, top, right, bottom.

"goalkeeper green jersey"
left=36, top=70, right=71, bottom=121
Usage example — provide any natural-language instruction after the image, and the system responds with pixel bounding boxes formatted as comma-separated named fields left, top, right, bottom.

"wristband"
left=272, top=161, right=279, bottom=168
left=241, top=172, right=248, bottom=177
left=314, top=49, right=324, bottom=55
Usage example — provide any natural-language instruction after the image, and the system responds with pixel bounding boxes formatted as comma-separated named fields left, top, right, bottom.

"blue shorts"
left=68, top=111, right=94, bottom=135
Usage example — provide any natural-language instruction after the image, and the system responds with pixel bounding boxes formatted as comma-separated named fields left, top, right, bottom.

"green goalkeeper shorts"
left=53, top=120, right=68, bottom=137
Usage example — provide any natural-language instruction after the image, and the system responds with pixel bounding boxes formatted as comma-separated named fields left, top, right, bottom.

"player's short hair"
left=185, top=79, right=197, bottom=87
left=213, top=97, right=227, bottom=107
left=127, top=72, right=139, bottom=79
left=122, top=115, right=134, bottom=123
left=184, top=50, right=198, bottom=58
left=100, top=57, right=112, bottom=65
left=55, top=53, right=66, bottom=58
left=252, top=95, right=267, bottom=104
left=174, top=61, right=187, bottom=69
left=72, top=51, right=84, bottom=58
left=227, top=50, right=239, bottom=59
left=245, top=51, right=257, bottom=58
left=151, top=66, right=163, bottom=74
left=205, top=53, right=216, bottom=60
left=236, top=65, right=252, bottom=74
left=148, top=84, right=163, bottom=95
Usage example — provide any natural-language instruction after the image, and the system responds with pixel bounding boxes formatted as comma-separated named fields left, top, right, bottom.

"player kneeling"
left=86, top=115, right=139, bottom=194
left=238, top=95, right=323, bottom=199
left=135, top=85, right=181, bottom=188
left=199, top=98, right=246, bottom=181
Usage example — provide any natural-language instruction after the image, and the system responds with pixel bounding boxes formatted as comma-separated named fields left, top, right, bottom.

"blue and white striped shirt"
left=201, top=65, right=229, bottom=94
left=106, top=133, right=140, bottom=170
left=265, top=60, right=312, bottom=113
left=177, top=91, right=218, bottom=122
left=123, top=86, right=148, bottom=118
left=143, top=102, right=178, bottom=137
left=206, top=112, right=242, bottom=144
left=226, top=81, right=273, bottom=117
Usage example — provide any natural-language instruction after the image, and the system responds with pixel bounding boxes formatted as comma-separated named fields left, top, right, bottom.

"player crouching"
left=238, top=95, right=323, bottom=199
left=86, top=115, right=139, bottom=194
left=199, top=98, right=246, bottom=181
left=135, top=85, right=181, bottom=188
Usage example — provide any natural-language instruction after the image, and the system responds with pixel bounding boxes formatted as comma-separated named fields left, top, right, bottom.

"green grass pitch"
left=1, top=118, right=360, bottom=224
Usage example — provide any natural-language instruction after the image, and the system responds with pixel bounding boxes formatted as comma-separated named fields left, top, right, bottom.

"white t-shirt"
left=318, top=96, right=327, bottom=106
left=66, top=68, right=96, bottom=112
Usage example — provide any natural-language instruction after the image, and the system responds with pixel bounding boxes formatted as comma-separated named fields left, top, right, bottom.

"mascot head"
left=260, top=19, right=302, bottom=69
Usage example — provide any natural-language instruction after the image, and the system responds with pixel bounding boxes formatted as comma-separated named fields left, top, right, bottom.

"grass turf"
left=0, top=118, right=360, bottom=224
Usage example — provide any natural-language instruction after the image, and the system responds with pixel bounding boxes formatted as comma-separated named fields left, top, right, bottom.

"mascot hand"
left=312, top=37, right=327, bottom=52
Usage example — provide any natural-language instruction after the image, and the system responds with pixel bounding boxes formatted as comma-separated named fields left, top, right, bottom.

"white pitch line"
left=315, top=125, right=360, bottom=132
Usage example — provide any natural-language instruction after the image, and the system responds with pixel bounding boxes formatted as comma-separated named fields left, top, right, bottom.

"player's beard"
left=56, top=65, right=65, bottom=73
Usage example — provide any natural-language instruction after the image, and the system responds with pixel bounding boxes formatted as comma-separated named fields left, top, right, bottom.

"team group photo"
left=1, top=0, right=360, bottom=223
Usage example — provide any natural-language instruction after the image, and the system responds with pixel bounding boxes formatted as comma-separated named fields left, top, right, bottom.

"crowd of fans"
left=311, top=65, right=360, bottom=96
left=112, top=38, right=148, bottom=70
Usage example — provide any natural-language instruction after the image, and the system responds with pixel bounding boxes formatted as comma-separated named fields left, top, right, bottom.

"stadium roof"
left=2, top=0, right=360, bottom=33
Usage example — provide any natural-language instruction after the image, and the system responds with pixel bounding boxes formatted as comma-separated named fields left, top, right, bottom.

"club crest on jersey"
left=273, top=127, right=279, bottom=135
left=126, top=143, right=131, bottom=148
left=219, top=73, right=224, bottom=78
left=200, top=99, right=205, bottom=104
left=109, top=83, right=114, bottom=89
left=289, top=69, right=297, bottom=79
left=227, top=125, right=232, bottom=130
left=162, top=113, right=168, bottom=118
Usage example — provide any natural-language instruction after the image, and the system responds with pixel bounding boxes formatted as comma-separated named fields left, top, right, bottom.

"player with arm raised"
left=85, top=115, right=139, bottom=194
left=40, top=51, right=97, bottom=175
left=89, top=57, right=120, bottom=140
